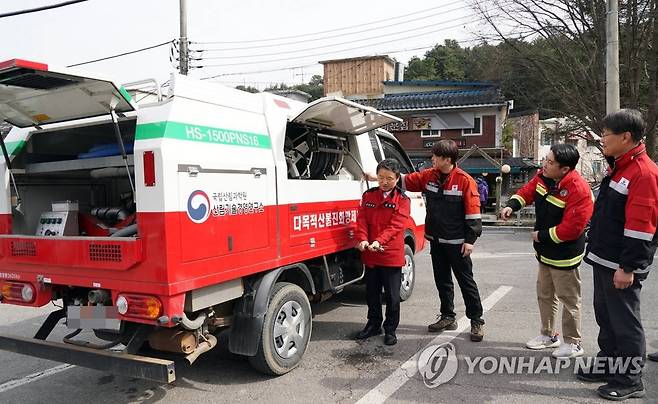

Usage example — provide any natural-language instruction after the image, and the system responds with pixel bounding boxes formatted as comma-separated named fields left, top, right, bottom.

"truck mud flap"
left=0, top=333, right=176, bottom=383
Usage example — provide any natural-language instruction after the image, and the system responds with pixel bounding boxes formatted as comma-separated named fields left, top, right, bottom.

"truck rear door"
left=0, top=59, right=135, bottom=128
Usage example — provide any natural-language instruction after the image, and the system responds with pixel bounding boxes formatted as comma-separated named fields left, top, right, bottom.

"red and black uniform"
left=506, top=169, right=594, bottom=269
left=403, top=167, right=484, bottom=324
left=355, top=186, right=411, bottom=333
left=584, top=144, right=658, bottom=387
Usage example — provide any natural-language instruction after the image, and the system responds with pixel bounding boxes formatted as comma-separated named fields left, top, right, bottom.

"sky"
left=0, top=0, right=490, bottom=91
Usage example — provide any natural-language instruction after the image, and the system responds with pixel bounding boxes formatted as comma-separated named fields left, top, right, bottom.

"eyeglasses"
left=601, top=130, right=626, bottom=138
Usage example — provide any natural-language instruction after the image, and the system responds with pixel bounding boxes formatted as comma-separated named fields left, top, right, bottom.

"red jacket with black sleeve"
left=585, top=144, right=658, bottom=278
left=355, top=186, right=411, bottom=268
left=403, top=166, right=481, bottom=245
left=506, top=169, right=593, bottom=269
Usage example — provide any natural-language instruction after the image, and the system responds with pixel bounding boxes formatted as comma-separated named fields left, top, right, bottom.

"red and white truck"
left=0, top=59, right=426, bottom=382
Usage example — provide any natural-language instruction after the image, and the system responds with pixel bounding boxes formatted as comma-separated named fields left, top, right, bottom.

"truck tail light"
left=143, top=150, right=155, bottom=186
left=1, top=281, right=35, bottom=303
left=116, top=293, right=162, bottom=320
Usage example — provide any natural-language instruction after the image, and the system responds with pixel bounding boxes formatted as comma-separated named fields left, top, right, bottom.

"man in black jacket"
left=577, top=109, right=658, bottom=401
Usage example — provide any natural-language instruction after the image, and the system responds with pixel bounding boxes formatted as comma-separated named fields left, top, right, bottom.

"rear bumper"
left=0, top=333, right=175, bottom=383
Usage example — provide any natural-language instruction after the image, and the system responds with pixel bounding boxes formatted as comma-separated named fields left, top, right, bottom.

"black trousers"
left=365, top=266, right=401, bottom=334
left=430, top=240, right=484, bottom=324
left=593, top=265, right=645, bottom=386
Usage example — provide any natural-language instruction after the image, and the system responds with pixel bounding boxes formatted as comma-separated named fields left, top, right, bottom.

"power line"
left=192, top=1, right=465, bottom=45
left=200, top=36, right=486, bottom=81
left=66, top=40, right=174, bottom=67
left=193, top=17, right=486, bottom=68
left=195, top=13, right=476, bottom=60
left=194, top=4, right=472, bottom=52
left=0, top=0, right=88, bottom=18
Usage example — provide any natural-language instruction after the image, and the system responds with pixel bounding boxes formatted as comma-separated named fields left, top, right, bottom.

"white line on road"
left=356, top=285, right=514, bottom=404
left=0, top=364, right=75, bottom=393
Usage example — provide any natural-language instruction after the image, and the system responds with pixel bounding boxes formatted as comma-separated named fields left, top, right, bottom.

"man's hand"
left=613, top=268, right=634, bottom=289
left=368, top=240, right=383, bottom=252
left=362, top=172, right=377, bottom=182
left=461, top=242, right=474, bottom=257
left=499, top=207, right=513, bottom=221
left=356, top=240, right=369, bottom=251
left=532, top=231, right=539, bottom=242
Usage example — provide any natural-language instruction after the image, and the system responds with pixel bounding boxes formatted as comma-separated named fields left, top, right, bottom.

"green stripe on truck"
left=5, top=140, right=26, bottom=156
left=135, top=121, right=271, bottom=149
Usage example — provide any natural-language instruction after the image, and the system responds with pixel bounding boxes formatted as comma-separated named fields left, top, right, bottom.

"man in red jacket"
left=403, top=140, right=485, bottom=342
left=500, top=144, right=593, bottom=359
left=577, top=109, right=658, bottom=401
left=355, top=158, right=411, bottom=346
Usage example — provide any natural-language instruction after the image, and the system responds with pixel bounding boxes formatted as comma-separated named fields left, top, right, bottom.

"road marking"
left=0, top=364, right=75, bottom=393
left=356, top=285, right=513, bottom=404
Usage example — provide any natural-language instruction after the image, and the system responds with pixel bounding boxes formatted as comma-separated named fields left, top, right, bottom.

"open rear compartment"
left=8, top=118, right=137, bottom=239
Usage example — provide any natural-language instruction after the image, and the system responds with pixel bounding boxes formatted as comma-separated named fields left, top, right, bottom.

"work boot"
left=427, top=316, right=457, bottom=333
left=470, top=321, right=484, bottom=342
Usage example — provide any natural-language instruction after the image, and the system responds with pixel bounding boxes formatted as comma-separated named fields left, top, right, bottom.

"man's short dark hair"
left=376, top=158, right=401, bottom=176
left=431, top=140, right=459, bottom=164
left=551, top=143, right=580, bottom=170
left=601, top=108, right=646, bottom=143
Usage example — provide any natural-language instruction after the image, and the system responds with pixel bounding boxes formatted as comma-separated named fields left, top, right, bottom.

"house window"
left=462, top=117, right=482, bottom=136
left=420, top=129, right=441, bottom=138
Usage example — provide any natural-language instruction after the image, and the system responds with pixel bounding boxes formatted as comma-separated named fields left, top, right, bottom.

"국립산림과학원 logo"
left=187, top=190, right=211, bottom=223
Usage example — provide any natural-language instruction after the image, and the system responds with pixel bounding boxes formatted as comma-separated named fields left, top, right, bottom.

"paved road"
left=1, top=228, right=657, bottom=403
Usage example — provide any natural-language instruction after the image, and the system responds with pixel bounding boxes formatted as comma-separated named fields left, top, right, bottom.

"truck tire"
left=248, top=282, right=312, bottom=375
left=400, top=244, right=415, bottom=301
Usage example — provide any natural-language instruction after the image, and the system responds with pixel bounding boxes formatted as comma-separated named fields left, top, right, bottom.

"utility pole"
left=606, top=0, right=620, bottom=113
left=179, top=0, right=189, bottom=75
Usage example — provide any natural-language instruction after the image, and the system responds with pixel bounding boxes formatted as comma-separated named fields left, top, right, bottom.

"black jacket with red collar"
left=403, top=166, right=482, bottom=245
left=506, top=169, right=593, bottom=270
left=585, top=144, right=658, bottom=278
left=355, top=186, right=411, bottom=267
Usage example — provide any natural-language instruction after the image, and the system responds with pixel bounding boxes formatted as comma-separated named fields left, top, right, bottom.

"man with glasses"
left=577, top=109, right=658, bottom=401
left=500, top=144, right=593, bottom=359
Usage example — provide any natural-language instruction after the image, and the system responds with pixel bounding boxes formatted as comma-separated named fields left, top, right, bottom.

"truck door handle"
left=187, top=166, right=199, bottom=177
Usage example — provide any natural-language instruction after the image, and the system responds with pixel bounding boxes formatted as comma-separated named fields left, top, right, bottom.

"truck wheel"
left=400, top=245, right=415, bottom=301
left=248, top=282, right=312, bottom=375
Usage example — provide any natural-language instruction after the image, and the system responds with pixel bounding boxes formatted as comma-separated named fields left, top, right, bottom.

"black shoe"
left=597, top=382, right=645, bottom=401
left=384, top=333, right=397, bottom=346
left=355, top=324, right=382, bottom=340
left=648, top=352, right=658, bottom=362
left=428, top=316, right=457, bottom=333
left=576, top=367, right=610, bottom=383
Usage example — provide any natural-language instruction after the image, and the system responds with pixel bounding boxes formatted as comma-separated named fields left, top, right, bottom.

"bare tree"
left=472, top=0, right=657, bottom=159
